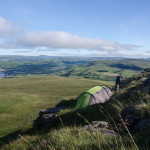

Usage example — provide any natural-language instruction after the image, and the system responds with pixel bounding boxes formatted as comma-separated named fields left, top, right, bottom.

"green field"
left=1, top=56, right=150, bottom=81
left=0, top=76, right=113, bottom=138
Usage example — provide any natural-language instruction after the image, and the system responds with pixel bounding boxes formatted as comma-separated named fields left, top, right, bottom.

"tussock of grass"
left=1, top=127, right=137, bottom=150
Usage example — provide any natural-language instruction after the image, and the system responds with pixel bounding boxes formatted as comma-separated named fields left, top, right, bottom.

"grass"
left=31, top=69, right=150, bottom=150
left=1, top=69, right=150, bottom=149
left=0, top=75, right=113, bottom=139
left=0, top=127, right=134, bottom=150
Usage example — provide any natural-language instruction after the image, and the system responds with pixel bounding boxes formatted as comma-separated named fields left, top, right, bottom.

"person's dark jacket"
left=115, top=75, right=122, bottom=85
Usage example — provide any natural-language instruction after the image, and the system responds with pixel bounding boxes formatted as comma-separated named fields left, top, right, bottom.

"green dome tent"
left=75, top=86, right=112, bottom=109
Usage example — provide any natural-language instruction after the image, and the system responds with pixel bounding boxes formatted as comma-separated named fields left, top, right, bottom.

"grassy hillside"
left=0, top=76, right=113, bottom=139
left=1, top=68, right=150, bottom=149
left=62, top=59, right=150, bottom=80
left=0, top=56, right=150, bottom=149
left=0, top=56, right=150, bottom=81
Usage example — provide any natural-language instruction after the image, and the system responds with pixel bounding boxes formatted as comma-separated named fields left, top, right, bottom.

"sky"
left=0, top=0, right=150, bottom=58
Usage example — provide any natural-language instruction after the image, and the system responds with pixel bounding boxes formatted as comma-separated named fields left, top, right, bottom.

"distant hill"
left=0, top=56, right=150, bottom=81
left=61, top=59, right=150, bottom=80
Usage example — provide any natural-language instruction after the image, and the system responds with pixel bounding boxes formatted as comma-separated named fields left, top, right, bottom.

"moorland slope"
left=1, top=56, right=150, bottom=81
left=0, top=68, right=150, bottom=149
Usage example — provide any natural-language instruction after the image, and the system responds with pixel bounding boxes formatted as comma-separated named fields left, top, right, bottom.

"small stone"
left=121, top=106, right=138, bottom=119
left=91, top=121, right=108, bottom=128
left=124, top=115, right=139, bottom=126
left=42, top=113, right=55, bottom=120
left=136, top=119, right=150, bottom=130
left=40, top=106, right=68, bottom=116
left=97, top=128, right=119, bottom=137
left=82, top=121, right=118, bottom=136
left=82, top=125, right=90, bottom=130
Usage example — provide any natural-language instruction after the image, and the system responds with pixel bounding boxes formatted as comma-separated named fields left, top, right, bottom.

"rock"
left=121, top=106, right=138, bottom=119
left=39, top=113, right=56, bottom=125
left=83, top=126, right=118, bottom=136
left=42, top=113, right=55, bottom=120
left=124, top=115, right=139, bottom=126
left=97, top=128, right=119, bottom=136
left=82, top=125, right=90, bottom=130
left=40, top=106, right=68, bottom=116
left=34, top=106, right=69, bottom=127
left=83, top=125, right=96, bottom=132
left=136, top=119, right=150, bottom=130
left=91, top=121, right=108, bottom=128
left=121, top=106, right=140, bottom=127
left=83, top=121, right=108, bottom=130
left=82, top=121, right=118, bottom=136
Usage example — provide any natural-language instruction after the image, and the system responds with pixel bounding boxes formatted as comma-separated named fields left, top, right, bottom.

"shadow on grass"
left=0, top=130, right=22, bottom=147
left=56, top=98, right=77, bottom=108
left=0, top=98, right=77, bottom=148
left=32, top=98, right=119, bottom=134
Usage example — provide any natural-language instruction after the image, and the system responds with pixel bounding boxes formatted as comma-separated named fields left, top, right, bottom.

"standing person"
left=115, top=74, right=122, bottom=92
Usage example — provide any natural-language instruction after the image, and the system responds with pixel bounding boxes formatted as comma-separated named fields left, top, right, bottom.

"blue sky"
left=0, top=0, right=150, bottom=58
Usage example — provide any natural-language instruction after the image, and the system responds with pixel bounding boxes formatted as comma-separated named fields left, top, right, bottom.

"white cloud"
left=0, top=31, right=137, bottom=51
left=0, top=16, right=137, bottom=52
left=0, top=17, right=21, bottom=38
left=101, top=51, right=150, bottom=58
left=145, top=50, right=150, bottom=54
left=15, top=31, right=136, bottom=51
